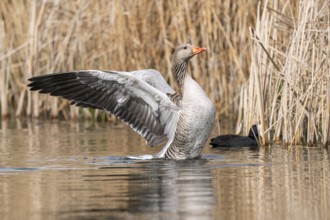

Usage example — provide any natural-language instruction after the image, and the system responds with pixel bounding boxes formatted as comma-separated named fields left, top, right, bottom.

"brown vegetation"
left=0, top=0, right=256, bottom=120
left=0, top=0, right=329, bottom=145
left=238, top=0, right=329, bottom=145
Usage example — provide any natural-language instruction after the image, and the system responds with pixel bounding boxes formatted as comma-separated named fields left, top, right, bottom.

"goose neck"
left=173, top=60, right=188, bottom=91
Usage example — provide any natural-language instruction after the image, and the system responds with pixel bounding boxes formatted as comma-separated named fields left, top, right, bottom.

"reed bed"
left=238, top=0, right=329, bottom=145
left=0, top=0, right=256, bottom=120
left=1, top=0, right=329, bottom=146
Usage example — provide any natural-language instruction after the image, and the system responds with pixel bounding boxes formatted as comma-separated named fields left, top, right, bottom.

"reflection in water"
left=67, top=160, right=215, bottom=219
left=0, top=120, right=330, bottom=220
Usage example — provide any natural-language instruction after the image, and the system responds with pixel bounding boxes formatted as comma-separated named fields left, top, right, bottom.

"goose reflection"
left=71, top=159, right=215, bottom=219
left=126, top=160, right=215, bottom=216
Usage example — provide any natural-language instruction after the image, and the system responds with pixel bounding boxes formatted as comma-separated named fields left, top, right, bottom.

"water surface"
left=1, top=120, right=329, bottom=220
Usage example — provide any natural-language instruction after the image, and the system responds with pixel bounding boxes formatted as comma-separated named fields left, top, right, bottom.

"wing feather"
left=28, top=70, right=180, bottom=147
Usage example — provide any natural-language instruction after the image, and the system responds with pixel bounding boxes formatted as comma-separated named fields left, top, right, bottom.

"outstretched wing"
left=130, top=69, right=175, bottom=95
left=28, top=70, right=180, bottom=147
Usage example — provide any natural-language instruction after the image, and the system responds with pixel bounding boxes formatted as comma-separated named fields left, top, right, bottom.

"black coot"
left=210, top=125, right=259, bottom=148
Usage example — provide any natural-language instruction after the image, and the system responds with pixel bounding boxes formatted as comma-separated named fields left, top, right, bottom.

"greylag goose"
left=28, top=44, right=216, bottom=160
left=210, top=125, right=260, bottom=148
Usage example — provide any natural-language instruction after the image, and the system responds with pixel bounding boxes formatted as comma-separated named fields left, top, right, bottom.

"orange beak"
left=192, top=47, right=207, bottom=55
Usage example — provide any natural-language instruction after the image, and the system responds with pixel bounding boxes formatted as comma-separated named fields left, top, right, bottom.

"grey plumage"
left=28, top=44, right=215, bottom=160
left=29, top=70, right=179, bottom=147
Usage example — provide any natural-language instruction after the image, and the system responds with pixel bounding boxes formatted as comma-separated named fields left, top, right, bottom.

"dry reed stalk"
left=238, top=0, right=329, bottom=145
left=0, top=14, right=7, bottom=118
left=324, top=78, right=330, bottom=145
left=0, top=0, right=256, bottom=120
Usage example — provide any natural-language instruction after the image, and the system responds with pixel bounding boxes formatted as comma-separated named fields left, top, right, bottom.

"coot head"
left=248, top=124, right=260, bottom=140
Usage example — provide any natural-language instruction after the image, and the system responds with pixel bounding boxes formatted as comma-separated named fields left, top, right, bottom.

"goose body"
left=28, top=44, right=215, bottom=160
left=164, top=75, right=215, bottom=159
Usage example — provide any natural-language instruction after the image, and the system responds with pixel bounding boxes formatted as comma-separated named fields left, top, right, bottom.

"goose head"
left=173, top=43, right=206, bottom=63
